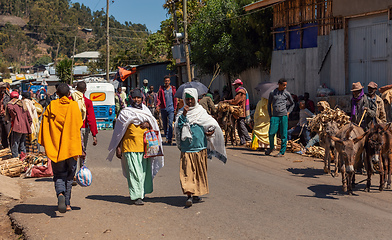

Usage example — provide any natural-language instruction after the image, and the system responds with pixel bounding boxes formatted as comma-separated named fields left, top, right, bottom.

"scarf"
left=236, top=87, right=251, bottom=123
left=174, top=88, right=227, bottom=163
left=107, top=105, right=164, bottom=178
left=116, top=92, right=125, bottom=109
left=23, top=99, right=40, bottom=139
left=351, top=89, right=364, bottom=118
left=71, top=90, right=86, bottom=121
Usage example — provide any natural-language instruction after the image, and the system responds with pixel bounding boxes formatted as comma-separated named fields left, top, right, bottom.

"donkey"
left=320, top=121, right=340, bottom=176
left=216, top=104, right=237, bottom=146
left=330, top=123, right=365, bottom=194
left=355, top=123, right=392, bottom=192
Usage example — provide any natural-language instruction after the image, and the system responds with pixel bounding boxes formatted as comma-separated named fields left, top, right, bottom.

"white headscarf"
left=175, top=88, right=227, bottom=163
left=107, top=104, right=164, bottom=178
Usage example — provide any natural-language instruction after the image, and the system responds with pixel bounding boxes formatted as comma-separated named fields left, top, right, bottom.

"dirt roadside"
left=0, top=195, right=23, bottom=239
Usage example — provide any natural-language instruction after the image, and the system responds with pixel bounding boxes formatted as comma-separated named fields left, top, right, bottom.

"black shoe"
left=57, top=194, right=66, bottom=213
left=265, top=149, right=273, bottom=156
left=192, top=196, right=202, bottom=202
left=72, top=181, right=77, bottom=186
left=134, top=198, right=144, bottom=205
left=185, top=197, right=192, bottom=207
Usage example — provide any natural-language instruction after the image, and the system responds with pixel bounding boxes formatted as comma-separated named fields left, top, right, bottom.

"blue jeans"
left=287, top=125, right=311, bottom=144
left=11, top=132, right=26, bottom=158
left=305, top=134, right=320, bottom=149
left=161, top=107, right=174, bottom=141
left=52, top=158, right=77, bottom=206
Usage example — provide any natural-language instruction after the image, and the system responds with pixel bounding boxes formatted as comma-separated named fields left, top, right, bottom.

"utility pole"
left=183, top=0, right=192, bottom=82
left=71, top=36, right=76, bottom=84
left=54, top=42, right=60, bottom=67
left=106, top=0, right=110, bottom=82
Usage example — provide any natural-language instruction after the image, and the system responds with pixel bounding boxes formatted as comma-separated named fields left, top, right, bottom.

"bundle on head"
left=308, top=106, right=350, bottom=134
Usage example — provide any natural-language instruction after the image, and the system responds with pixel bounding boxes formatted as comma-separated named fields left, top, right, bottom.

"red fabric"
left=31, top=159, right=53, bottom=177
left=83, top=96, right=98, bottom=136
left=7, top=101, right=32, bottom=134
left=157, top=85, right=177, bottom=109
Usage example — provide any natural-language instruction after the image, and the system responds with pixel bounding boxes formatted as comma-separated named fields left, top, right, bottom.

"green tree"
left=34, top=55, right=52, bottom=66
left=56, top=58, right=72, bottom=83
left=188, top=0, right=272, bottom=76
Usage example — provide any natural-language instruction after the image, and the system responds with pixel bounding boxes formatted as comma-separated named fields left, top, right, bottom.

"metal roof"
left=72, top=51, right=100, bottom=59
left=244, top=0, right=286, bottom=11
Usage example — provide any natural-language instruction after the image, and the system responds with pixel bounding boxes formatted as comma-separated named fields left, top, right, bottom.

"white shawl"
left=174, top=88, right=227, bottom=163
left=107, top=105, right=164, bottom=178
left=23, top=99, right=39, bottom=139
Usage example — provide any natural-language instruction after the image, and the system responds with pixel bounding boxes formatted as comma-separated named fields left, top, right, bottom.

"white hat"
left=143, top=79, right=148, bottom=84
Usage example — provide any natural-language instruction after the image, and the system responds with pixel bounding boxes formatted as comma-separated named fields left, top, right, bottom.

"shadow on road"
left=287, top=167, right=325, bottom=178
left=86, top=195, right=187, bottom=207
left=34, top=178, right=53, bottom=182
left=86, top=195, right=130, bottom=205
left=145, top=196, right=191, bottom=208
left=8, top=204, right=80, bottom=218
left=299, top=184, right=342, bottom=200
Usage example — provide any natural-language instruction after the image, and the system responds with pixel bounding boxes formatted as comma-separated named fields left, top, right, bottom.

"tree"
left=188, top=0, right=273, bottom=77
left=34, top=55, right=52, bottom=66
left=56, top=58, right=72, bottom=83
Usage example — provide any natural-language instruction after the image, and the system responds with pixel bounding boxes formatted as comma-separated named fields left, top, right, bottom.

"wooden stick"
left=358, top=109, right=367, bottom=126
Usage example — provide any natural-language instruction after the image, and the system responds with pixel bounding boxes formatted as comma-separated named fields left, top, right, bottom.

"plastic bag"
left=316, top=84, right=335, bottom=97
left=143, top=130, right=163, bottom=158
left=250, top=132, right=258, bottom=150
left=76, top=165, right=92, bottom=187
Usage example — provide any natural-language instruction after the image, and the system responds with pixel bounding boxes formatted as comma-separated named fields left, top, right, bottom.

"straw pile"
left=0, top=148, right=23, bottom=177
left=304, top=146, right=325, bottom=159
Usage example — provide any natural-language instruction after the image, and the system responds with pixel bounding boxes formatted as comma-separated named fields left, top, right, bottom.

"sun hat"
left=351, top=82, right=363, bottom=92
left=368, top=81, right=378, bottom=89
left=232, top=79, right=243, bottom=86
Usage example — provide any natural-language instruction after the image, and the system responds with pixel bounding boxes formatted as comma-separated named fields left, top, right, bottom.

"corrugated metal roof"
left=244, top=0, right=286, bottom=11
left=72, top=51, right=100, bottom=59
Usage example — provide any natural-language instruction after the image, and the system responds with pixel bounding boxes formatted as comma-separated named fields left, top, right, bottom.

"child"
left=38, top=83, right=83, bottom=213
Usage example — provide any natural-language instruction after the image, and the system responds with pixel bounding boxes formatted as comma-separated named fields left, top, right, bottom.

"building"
left=245, top=0, right=392, bottom=110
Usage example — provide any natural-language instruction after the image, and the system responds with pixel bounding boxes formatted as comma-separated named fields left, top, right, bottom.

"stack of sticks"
left=0, top=148, right=23, bottom=177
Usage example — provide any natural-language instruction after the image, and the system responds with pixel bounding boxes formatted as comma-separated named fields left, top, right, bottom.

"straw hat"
left=351, top=82, right=363, bottom=91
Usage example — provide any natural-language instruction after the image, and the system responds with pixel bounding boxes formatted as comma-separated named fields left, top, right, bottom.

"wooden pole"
left=106, top=0, right=110, bottom=82
left=358, top=109, right=367, bottom=127
left=71, top=36, right=76, bottom=84
left=183, top=0, right=192, bottom=82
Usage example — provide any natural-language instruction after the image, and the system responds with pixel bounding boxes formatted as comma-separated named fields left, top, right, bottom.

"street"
left=9, top=130, right=392, bottom=240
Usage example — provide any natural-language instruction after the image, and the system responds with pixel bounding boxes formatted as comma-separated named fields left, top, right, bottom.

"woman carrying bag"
left=107, top=89, right=164, bottom=205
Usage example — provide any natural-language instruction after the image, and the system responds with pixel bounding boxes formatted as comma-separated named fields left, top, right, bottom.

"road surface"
left=9, top=130, right=392, bottom=239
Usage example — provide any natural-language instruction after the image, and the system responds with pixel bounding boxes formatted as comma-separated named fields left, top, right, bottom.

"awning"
left=244, top=0, right=286, bottom=11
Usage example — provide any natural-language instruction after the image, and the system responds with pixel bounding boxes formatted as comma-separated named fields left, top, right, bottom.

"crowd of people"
left=5, top=73, right=390, bottom=213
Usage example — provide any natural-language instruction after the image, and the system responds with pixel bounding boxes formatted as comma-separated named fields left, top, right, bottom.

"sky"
left=72, top=0, right=169, bottom=33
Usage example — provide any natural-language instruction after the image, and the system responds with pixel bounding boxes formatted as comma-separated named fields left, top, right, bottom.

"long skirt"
left=180, top=149, right=209, bottom=196
left=124, top=152, right=153, bottom=200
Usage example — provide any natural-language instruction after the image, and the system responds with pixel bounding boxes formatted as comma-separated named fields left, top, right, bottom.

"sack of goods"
left=76, top=166, right=92, bottom=187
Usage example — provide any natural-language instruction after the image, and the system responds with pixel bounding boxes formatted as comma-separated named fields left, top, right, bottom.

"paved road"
left=9, top=130, right=392, bottom=239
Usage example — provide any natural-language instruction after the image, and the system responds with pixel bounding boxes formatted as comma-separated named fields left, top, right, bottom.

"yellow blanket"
left=38, top=96, right=83, bottom=163
left=252, top=98, right=276, bottom=146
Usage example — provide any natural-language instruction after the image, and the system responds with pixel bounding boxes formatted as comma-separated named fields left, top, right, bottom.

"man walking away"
left=266, top=78, right=294, bottom=157
left=157, top=75, right=177, bottom=144
left=38, top=83, right=83, bottom=213
left=7, top=91, right=32, bottom=160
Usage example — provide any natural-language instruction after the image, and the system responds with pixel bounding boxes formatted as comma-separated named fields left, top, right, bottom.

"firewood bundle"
left=308, top=107, right=350, bottom=133
left=23, top=153, right=49, bottom=170
left=304, top=146, right=325, bottom=159
left=0, top=149, right=23, bottom=177
left=286, top=140, right=303, bottom=153
left=217, top=102, right=243, bottom=119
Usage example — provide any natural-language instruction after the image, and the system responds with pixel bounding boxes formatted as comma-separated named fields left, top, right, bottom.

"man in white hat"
left=142, top=79, right=149, bottom=95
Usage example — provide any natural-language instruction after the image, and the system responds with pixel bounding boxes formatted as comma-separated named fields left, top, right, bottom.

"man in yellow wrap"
left=38, top=83, right=83, bottom=213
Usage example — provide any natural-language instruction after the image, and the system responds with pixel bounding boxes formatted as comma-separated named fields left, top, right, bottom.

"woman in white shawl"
left=107, top=89, right=164, bottom=205
left=175, top=88, right=226, bottom=207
